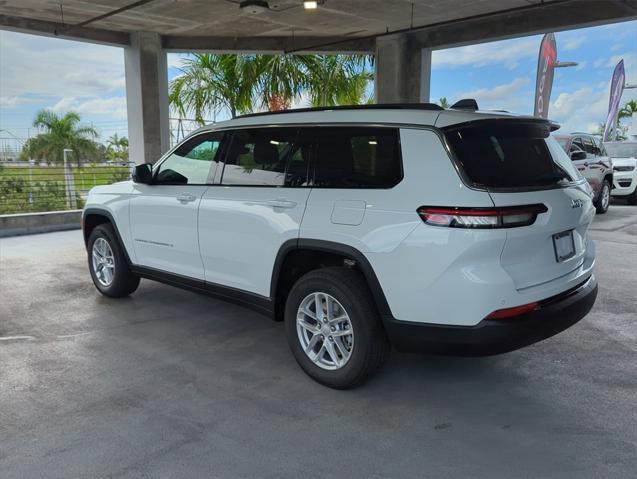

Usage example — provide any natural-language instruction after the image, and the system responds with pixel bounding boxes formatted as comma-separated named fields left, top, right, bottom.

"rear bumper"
left=383, top=275, right=597, bottom=356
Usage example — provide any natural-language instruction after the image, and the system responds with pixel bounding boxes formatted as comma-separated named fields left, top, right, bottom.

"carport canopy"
left=1, top=0, right=636, bottom=163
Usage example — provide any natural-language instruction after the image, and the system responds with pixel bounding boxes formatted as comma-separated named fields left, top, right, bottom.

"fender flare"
left=270, top=238, right=393, bottom=318
left=82, top=208, right=132, bottom=264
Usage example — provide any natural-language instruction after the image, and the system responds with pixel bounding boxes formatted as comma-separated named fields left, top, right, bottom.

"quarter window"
left=313, top=127, right=402, bottom=188
left=221, top=128, right=297, bottom=186
left=155, top=133, right=224, bottom=185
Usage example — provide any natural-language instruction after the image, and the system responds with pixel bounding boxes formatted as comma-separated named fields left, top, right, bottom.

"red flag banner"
left=534, top=33, right=557, bottom=118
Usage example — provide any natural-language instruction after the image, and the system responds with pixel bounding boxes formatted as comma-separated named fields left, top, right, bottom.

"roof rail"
left=237, top=103, right=443, bottom=119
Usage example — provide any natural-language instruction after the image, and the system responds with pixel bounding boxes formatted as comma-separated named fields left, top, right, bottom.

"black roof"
left=237, top=103, right=443, bottom=119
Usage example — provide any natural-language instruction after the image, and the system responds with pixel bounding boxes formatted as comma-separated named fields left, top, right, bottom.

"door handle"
left=176, top=192, right=197, bottom=203
left=265, top=199, right=297, bottom=209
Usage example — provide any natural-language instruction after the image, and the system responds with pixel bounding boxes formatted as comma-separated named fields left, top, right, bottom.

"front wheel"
left=627, top=189, right=637, bottom=206
left=595, top=180, right=611, bottom=214
left=284, top=267, right=389, bottom=389
left=87, top=224, right=140, bottom=298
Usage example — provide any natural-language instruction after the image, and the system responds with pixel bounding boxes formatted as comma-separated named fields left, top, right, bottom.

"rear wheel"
left=87, top=224, right=140, bottom=297
left=595, top=180, right=611, bottom=214
left=284, top=267, right=389, bottom=389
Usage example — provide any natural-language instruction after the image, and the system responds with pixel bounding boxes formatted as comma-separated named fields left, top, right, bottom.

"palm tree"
left=106, top=134, right=129, bottom=162
left=169, top=53, right=373, bottom=122
left=170, top=54, right=257, bottom=122
left=619, top=99, right=637, bottom=119
left=27, top=110, right=98, bottom=165
left=439, top=97, right=450, bottom=108
left=254, top=54, right=312, bottom=111
left=302, top=55, right=373, bottom=107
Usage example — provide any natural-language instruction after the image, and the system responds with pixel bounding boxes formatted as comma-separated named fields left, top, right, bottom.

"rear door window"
left=220, top=128, right=297, bottom=186
left=312, top=127, right=402, bottom=188
left=444, top=121, right=573, bottom=189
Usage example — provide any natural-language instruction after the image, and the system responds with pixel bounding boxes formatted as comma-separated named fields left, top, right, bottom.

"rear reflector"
left=417, top=204, right=547, bottom=229
left=486, top=302, right=539, bottom=320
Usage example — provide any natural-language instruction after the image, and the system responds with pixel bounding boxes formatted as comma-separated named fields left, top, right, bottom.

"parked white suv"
left=605, top=141, right=637, bottom=204
left=83, top=104, right=598, bottom=388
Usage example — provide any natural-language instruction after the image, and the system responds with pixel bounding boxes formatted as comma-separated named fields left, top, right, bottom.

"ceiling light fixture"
left=303, top=1, right=319, bottom=9
left=239, top=0, right=270, bottom=14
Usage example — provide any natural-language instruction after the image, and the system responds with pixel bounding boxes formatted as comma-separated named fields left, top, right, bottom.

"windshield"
left=604, top=142, right=637, bottom=158
left=444, top=121, right=575, bottom=189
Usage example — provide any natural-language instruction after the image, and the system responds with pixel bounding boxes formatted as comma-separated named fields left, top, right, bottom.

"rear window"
left=444, top=121, right=573, bottom=189
left=313, top=127, right=402, bottom=188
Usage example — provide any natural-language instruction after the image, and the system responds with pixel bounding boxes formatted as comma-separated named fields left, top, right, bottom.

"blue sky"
left=1, top=20, right=635, bottom=149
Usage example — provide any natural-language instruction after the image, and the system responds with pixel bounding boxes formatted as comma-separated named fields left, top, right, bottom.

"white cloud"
left=550, top=77, right=637, bottom=134
left=456, top=78, right=530, bottom=109
left=0, top=31, right=125, bottom=99
left=0, top=96, right=39, bottom=108
left=575, top=61, right=587, bottom=71
left=562, top=36, right=585, bottom=51
left=167, top=53, right=189, bottom=70
left=432, top=36, right=540, bottom=69
left=49, top=97, right=128, bottom=119
left=63, top=71, right=125, bottom=92
left=594, top=57, right=606, bottom=68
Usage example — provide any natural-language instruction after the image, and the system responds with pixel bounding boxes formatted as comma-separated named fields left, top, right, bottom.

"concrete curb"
left=0, top=210, right=82, bottom=238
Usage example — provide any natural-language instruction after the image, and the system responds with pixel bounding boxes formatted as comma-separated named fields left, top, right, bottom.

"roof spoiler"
left=450, top=98, right=479, bottom=111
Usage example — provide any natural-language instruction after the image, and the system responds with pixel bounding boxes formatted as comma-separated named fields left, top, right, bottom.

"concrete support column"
left=124, top=32, right=170, bottom=164
left=374, top=33, right=431, bottom=104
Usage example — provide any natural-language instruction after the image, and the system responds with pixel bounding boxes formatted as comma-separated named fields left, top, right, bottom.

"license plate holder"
left=553, top=230, right=576, bottom=263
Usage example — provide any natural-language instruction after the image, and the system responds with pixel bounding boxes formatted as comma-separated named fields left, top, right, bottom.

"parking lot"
left=1, top=204, right=636, bottom=478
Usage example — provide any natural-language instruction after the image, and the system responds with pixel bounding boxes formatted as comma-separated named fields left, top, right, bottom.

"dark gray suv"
left=555, top=133, right=613, bottom=214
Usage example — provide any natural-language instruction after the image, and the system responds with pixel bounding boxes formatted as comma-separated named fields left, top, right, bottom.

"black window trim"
left=210, top=124, right=404, bottom=190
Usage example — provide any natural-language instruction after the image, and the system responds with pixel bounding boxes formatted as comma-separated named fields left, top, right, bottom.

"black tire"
left=87, top=223, right=140, bottom=298
left=594, top=180, right=611, bottom=214
left=627, top=190, right=637, bottom=206
left=284, top=267, right=389, bottom=389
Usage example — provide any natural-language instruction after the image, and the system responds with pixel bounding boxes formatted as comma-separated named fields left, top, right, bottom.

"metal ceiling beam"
left=0, top=14, right=130, bottom=46
left=0, top=0, right=635, bottom=53
left=405, top=0, right=637, bottom=50
left=161, top=35, right=375, bottom=54
left=76, top=0, right=158, bottom=28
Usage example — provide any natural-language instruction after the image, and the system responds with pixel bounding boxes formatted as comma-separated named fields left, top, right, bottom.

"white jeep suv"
left=83, top=104, right=598, bottom=388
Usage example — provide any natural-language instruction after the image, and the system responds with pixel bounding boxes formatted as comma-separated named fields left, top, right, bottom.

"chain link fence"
left=0, top=161, right=133, bottom=215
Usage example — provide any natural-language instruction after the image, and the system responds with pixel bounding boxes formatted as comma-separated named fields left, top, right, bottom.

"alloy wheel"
left=296, top=292, right=354, bottom=370
left=92, top=237, right=115, bottom=287
left=601, top=183, right=610, bottom=210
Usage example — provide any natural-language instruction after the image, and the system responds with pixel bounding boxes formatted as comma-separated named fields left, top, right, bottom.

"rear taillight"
left=417, top=204, right=547, bottom=229
left=485, top=302, right=539, bottom=320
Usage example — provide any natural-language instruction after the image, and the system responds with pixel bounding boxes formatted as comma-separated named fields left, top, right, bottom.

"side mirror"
left=570, top=150, right=587, bottom=161
left=132, top=163, right=153, bottom=184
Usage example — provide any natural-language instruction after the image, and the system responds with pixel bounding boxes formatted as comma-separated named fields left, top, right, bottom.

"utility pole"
left=63, top=149, right=78, bottom=210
